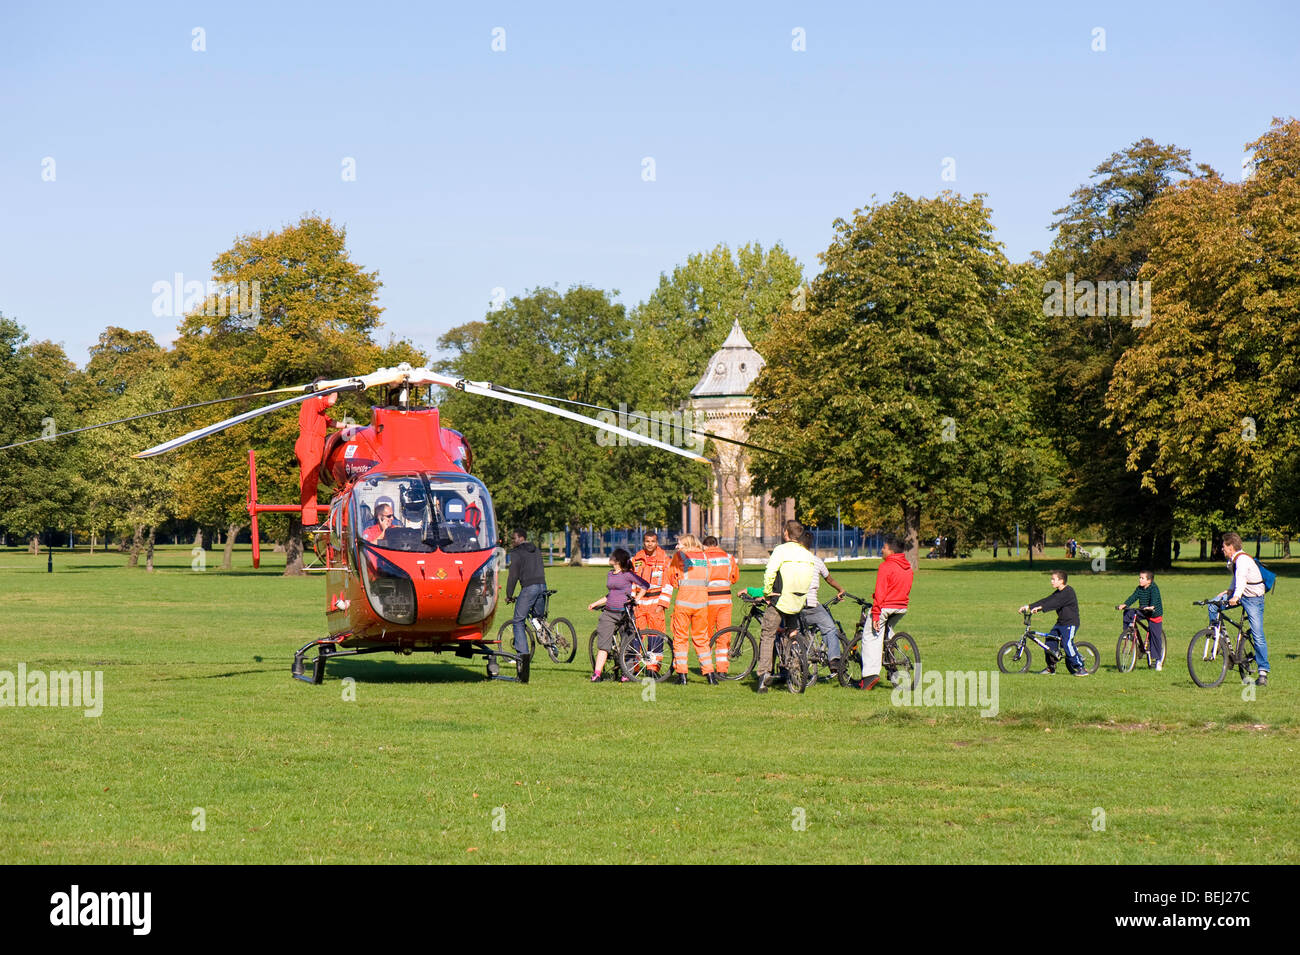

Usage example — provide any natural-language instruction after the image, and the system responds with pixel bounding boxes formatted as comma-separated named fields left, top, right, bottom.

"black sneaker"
left=674, top=672, right=688, bottom=685
left=754, top=674, right=770, bottom=694
left=706, top=672, right=719, bottom=686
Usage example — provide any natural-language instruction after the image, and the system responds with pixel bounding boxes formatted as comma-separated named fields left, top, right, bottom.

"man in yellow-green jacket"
left=754, top=519, right=818, bottom=693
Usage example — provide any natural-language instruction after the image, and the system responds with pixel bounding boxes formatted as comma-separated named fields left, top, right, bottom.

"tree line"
left=1, top=118, right=1296, bottom=572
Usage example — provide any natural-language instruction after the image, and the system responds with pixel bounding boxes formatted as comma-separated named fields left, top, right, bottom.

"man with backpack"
left=1209, top=532, right=1272, bottom=686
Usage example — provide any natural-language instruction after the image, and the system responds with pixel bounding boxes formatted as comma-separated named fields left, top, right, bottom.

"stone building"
left=683, top=320, right=794, bottom=561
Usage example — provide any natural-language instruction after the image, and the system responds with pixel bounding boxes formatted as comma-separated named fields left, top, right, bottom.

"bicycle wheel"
left=588, top=631, right=619, bottom=678
left=618, top=629, right=672, bottom=683
left=805, top=634, right=826, bottom=687
left=710, top=626, right=756, bottom=681
left=1237, top=638, right=1258, bottom=684
left=844, top=634, right=863, bottom=684
left=545, top=617, right=578, bottom=664
left=1116, top=632, right=1138, bottom=672
left=997, top=640, right=1031, bottom=674
left=1075, top=641, right=1099, bottom=675
left=780, top=635, right=808, bottom=694
left=1187, top=628, right=1229, bottom=688
left=834, top=625, right=853, bottom=687
left=497, top=619, right=535, bottom=658
left=884, top=632, right=920, bottom=690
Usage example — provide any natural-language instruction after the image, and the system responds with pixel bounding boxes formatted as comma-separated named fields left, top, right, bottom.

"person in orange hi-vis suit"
left=631, top=531, right=672, bottom=673
left=702, top=535, right=740, bottom=674
left=631, top=532, right=671, bottom=632
left=663, top=534, right=715, bottom=685
left=293, top=388, right=340, bottom=526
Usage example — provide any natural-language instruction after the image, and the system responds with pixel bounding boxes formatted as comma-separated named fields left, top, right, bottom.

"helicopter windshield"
left=353, top=472, right=496, bottom=554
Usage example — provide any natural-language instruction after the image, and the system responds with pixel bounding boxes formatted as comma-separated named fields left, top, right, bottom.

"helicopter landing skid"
left=291, top=638, right=528, bottom=684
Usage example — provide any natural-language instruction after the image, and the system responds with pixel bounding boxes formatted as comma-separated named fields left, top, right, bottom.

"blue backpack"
left=1233, top=555, right=1276, bottom=594
left=1257, top=561, right=1277, bottom=594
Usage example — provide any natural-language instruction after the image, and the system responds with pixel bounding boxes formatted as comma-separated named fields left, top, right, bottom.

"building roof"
left=690, top=319, right=764, bottom=398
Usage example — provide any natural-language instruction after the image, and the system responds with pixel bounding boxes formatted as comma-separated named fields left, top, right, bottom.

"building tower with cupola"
left=684, top=320, right=794, bottom=561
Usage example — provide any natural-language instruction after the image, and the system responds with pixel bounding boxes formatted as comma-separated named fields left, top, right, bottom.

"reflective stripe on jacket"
left=666, top=549, right=711, bottom=610
left=632, top=548, right=671, bottom=607
left=704, top=546, right=739, bottom=606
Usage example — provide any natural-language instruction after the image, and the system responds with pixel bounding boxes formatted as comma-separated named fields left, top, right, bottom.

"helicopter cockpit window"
left=351, top=474, right=495, bottom=554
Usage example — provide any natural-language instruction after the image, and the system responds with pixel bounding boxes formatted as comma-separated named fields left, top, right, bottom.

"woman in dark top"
left=588, top=548, right=648, bottom=682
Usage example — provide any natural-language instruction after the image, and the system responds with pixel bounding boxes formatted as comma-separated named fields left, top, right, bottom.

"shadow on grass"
left=327, top=658, right=489, bottom=684
left=919, top=558, right=1298, bottom=578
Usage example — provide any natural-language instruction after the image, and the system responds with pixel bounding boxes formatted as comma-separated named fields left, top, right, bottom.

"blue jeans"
left=1045, top=625, right=1084, bottom=672
left=512, top=583, right=547, bottom=655
left=1208, top=597, right=1268, bottom=673
left=803, top=603, right=841, bottom=660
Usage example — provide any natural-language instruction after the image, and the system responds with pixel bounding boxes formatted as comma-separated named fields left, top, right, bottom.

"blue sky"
left=2, top=0, right=1295, bottom=365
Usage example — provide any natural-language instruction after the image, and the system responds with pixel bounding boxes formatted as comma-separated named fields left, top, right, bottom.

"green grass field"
left=1, top=545, right=1295, bottom=864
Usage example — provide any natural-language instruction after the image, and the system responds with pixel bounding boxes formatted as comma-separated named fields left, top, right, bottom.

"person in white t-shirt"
left=1208, top=532, right=1270, bottom=686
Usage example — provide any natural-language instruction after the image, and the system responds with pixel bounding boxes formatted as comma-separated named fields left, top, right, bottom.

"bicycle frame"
left=1195, top=603, right=1249, bottom=663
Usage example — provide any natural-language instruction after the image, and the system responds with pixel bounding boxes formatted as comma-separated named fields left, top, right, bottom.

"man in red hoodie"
left=854, top=534, right=913, bottom=690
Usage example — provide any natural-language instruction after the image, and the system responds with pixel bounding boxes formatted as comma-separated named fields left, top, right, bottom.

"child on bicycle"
left=1018, top=569, right=1087, bottom=675
left=1117, top=569, right=1164, bottom=670
left=587, top=548, right=648, bottom=682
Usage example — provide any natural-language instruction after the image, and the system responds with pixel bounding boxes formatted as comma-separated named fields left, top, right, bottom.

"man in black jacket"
left=506, top=529, right=548, bottom=683
left=1019, top=569, right=1087, bottom=676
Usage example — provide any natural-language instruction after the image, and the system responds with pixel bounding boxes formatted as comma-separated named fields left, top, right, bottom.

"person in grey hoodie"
left=506, top=529, right=548, bottom=682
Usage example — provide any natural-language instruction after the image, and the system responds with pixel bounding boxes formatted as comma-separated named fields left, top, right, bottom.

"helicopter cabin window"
left=350, top=473, right=495, bottom=555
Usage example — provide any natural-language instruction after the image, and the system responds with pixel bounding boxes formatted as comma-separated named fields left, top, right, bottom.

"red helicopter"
left=130, top=364, right=713, bottom=685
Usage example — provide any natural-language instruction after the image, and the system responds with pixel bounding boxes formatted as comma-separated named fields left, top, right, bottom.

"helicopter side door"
left=325, top=496, right=352, bottom=635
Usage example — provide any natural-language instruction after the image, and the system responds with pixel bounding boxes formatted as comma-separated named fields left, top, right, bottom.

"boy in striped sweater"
left=1117, top=569, right=1165, bottom=670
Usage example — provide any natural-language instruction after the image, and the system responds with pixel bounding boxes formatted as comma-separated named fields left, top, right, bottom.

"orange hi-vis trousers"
left=634, top=602, right=667, bottom=634
left=672, top=606, right=713, bottom=675
left=707, top=602, right=733, bottom=672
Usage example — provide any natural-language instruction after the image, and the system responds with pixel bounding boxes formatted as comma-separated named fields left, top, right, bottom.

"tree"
left=436, top=286, right=709, bottom=553
left=1106, top=119, right=1300, bottom=549
left=0, top=316, right=84, bottom=551
left=81, top=367, right=180, bottom=570
left=748, top=192, right=1038, bottom=568
left=632, top=242, right=805, bottom=403
left=1039, top=138, right=1207, bottom=567
left=168, top=215, right=388, bottom=575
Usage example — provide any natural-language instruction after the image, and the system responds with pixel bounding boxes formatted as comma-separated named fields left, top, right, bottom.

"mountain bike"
left=584, top=606, right=671, bottom=683
left=771, top=608, right=811, bottom=693
left=1115, top=606, right=1156, bottom=672
left=839, top=594, right=921, bottom=690
left=1187, top=599, right=1257, bottom=688
left=997, top=611, right=1099, bottom=674
left=498, top=589, right=577, bottom=663
left=715, top=593, right=810, bottom=692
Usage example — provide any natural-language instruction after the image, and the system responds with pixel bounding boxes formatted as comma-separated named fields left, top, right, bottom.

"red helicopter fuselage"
left=249, top=404, right=505, bottom=666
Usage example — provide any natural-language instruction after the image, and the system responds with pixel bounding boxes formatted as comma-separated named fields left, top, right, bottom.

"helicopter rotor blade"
left=472, top=383, right=774, bottom=455
left=420, top=371, right=711, bottom=463
left=0, top=386, right=304, bottom=453
left=132, top=381, right=364, bottom=458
